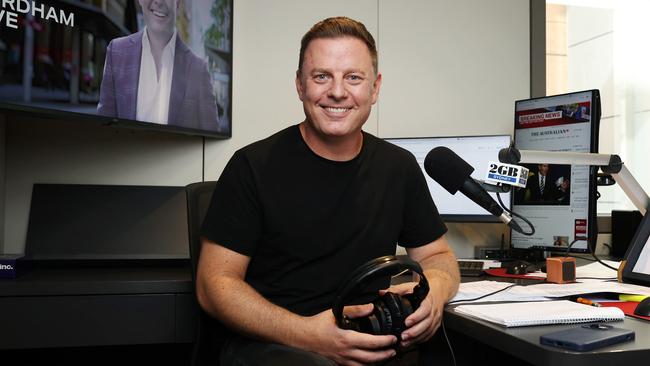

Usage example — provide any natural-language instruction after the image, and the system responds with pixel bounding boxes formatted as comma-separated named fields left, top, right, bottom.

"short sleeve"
left=200, top=150, right=263, bottom=256
left=398, top=155, right=447, bottom=247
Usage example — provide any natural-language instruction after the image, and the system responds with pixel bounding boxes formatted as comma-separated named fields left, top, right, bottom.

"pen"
left=576, top=297, right=601, bottom=307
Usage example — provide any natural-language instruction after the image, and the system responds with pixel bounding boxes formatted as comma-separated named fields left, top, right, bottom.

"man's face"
left=139, top=0, right=178, bottom=36
left=539, top=164, right=549, bottom=176
left=296, top=37, right=381, bottom=138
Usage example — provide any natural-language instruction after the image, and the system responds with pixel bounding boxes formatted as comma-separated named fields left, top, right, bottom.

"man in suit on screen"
left=524, top=163, right=570, bottom=204
left=97, top=0, right=225, bottom=133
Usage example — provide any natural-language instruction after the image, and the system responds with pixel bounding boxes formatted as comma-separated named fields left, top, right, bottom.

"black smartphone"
left=540, top=323, right=635, bottom=351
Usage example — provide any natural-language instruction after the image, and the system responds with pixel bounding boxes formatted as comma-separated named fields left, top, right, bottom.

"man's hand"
left=297, top=304, right=398, bottom=366
left=383, top=282, right=444, bottom=348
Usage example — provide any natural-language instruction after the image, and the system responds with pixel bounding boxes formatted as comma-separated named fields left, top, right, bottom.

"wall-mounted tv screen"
left=0, top=0, right=232, bottom=138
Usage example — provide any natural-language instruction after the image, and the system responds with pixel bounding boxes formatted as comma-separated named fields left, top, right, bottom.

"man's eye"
left=314, top=74, right=328, bottom=81
left=347, top=75, right=362, bottom=81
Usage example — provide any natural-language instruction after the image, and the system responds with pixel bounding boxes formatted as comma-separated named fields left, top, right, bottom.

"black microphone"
left=424, top=146, right=524, bottom=233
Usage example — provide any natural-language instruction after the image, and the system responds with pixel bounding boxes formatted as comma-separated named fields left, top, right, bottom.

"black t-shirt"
left=201, top=125, right=446, bottom=316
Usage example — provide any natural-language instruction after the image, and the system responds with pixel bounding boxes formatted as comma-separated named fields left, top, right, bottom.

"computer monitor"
left=25, top=184, right=189, bottom=261
left=622, top=211, right=650, bottom=287
left=385, top=135, right=512, bottom=222
left=511, top=90, right=601, bottom=253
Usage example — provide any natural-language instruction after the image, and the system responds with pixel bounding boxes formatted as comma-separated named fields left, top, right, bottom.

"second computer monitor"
left=511, top=90, right=601, bottom=253
left=385, top=135, right=512, bottom=222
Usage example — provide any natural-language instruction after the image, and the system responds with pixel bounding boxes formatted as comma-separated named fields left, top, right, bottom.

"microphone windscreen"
left=498, top=147, right=521, bottom=164
left=424, top=146, right=474, bottom=194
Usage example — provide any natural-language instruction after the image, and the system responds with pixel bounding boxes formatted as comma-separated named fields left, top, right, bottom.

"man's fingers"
left=404, top=297, right=432, bottom=327
left=338, top=328, right=396, bottom=349
left=379, top=282, right=417, bottom=296
left=343, top=303, right=374, bottom=319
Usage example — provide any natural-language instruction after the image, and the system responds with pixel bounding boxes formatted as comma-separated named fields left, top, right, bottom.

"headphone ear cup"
left=373, top=298, right=393, bottom=335
left=382, top=292, right=406, bottom=336
left=351, top=299, right=384, bottom=335
left=410, top=284, right=426, bottom=306
left=399, top=295, right=415, bottom=320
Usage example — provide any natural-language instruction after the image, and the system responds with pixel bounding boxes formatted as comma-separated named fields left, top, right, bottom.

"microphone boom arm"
left=499, top=148, right=649, bottom=215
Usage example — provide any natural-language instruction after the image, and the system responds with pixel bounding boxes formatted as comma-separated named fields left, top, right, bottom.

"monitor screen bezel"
left=384, top=134, right=513, bottom=224
left=511, top=89, right=601, bottom=253
left=0, top=0, right=234, bottom=139
left=622, top=209, right=650, bottom=287
left=0, top=101, right=230, bottom=139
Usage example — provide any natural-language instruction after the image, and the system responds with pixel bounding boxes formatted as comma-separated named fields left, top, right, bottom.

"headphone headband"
left=332, top=255, right=429, bottom=328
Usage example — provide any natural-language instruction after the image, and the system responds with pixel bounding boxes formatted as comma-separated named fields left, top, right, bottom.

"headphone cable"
left=440, top=317, right=457, bottom=366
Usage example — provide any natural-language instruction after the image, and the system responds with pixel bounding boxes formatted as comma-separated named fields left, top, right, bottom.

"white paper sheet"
left=451, top=279, right=650, bottom=303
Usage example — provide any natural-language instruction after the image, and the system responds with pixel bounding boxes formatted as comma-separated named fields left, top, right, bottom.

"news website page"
left=512, top=91, right=593, bottom=251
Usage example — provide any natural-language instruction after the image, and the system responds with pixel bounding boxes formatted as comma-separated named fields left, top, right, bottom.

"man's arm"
left=196, top=238, right=398, bottom=365
left=401, top=235, right=460, bottom=348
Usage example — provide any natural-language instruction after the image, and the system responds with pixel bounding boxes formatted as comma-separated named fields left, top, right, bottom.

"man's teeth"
left=325, top=107, right=350, bottom=113
left=152, top=10, right=167, bottom=17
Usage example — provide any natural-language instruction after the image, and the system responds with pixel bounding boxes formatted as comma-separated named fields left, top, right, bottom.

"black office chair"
left=185, top=181, right=228, bottom=366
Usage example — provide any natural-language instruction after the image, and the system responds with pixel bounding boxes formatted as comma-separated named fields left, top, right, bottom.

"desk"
left=0, top=263, right=196, bottom=350
left=443, top=276, right=650, bottom=365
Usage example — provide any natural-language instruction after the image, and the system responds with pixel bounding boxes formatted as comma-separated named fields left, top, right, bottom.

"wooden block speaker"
left=546, top=257, right=576, bottom=284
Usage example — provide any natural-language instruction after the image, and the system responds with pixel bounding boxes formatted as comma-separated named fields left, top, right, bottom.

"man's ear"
left=295, top=70, right=305, bottom=101
left=370, top=73, right=382, bottom=105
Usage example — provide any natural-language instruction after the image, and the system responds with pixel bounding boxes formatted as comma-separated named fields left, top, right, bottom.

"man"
left=525, top=164, right=570, bottom=204
left=197, top=17, right=460, bottom=365
left=526, top=164, right=554, bottom=202
left=97, top=0, right=225, bottom=133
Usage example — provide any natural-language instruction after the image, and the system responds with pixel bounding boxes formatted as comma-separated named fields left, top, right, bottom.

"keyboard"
left=458, top=260, right=485, bottom=277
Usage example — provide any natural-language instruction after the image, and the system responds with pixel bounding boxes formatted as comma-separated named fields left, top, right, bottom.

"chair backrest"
left=185, top=181, right=224, bottom=366
left=185, top=181, right=218, bottom=280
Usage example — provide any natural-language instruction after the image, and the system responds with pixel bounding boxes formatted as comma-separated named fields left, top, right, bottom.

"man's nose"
left=328, top=78, right=348, bottom=99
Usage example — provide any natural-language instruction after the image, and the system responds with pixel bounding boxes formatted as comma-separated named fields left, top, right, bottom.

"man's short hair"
left=298, top=16, right=378, bottom=75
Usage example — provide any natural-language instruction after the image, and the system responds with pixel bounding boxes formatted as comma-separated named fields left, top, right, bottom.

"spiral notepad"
left=454, top=300, right=625, bottom=327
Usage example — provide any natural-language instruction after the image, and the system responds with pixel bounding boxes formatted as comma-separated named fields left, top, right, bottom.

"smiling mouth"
left=152, top=10, right=167, bottom=18
left=322, top=106, right=352, bottom=113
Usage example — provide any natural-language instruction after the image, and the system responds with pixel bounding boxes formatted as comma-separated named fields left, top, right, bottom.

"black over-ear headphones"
left=332, top=256, right=429, bottom=339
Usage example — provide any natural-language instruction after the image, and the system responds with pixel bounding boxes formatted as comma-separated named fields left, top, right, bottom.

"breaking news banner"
left=485, top=161, right=529, bottom=188
left=1, top=0, right=74, bottom=29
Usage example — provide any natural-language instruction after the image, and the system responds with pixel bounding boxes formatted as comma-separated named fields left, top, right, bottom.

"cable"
left=590, top=251, right=619, bottom=271
left=564, top=237, right=619, bottom=271
left=440, top=317, right=457, bottom=366
left=566, top=255, right=597, bottom=262
left=448, top=283, right=519, bottom=305
left=565, top=237, right=586, bottom=256
left=496, top=190, right=535, bottom=236
left=602, top=243, right=612, bottom=251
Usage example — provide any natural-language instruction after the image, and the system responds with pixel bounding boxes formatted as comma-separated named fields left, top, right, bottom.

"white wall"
left=1, top=0, right=530, bottom=256
left=378, top=0, right=530, bottom=138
